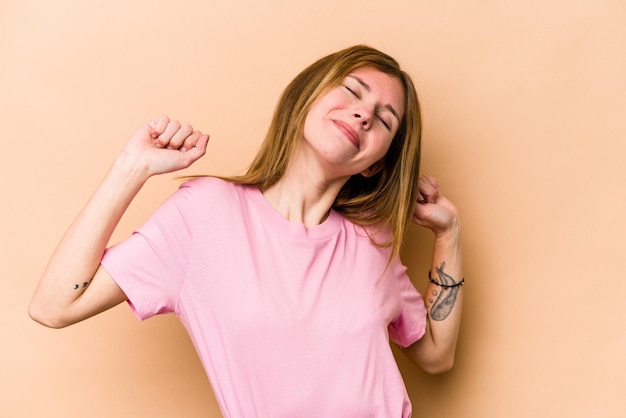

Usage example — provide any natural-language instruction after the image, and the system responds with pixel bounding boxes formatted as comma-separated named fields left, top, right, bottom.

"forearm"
left=423, top=223, right=464, bottom=367
left=29, top=153, right=150, bottom=323
left=403, top=221, right=464, bottom=373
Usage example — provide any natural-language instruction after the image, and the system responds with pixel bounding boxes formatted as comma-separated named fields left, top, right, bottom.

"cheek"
left=302, top=98, right=341, bottom=140
left=302, top=111, right=319, bottom=142
left=303, top=99, right=329, bottom=133
left=372, top=135, right=394, bottom=160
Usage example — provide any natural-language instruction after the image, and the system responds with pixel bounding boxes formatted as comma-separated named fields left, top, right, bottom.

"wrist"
left=434, top=217, right=461, bottom=242
left=112, top=152, right=152, bottom=183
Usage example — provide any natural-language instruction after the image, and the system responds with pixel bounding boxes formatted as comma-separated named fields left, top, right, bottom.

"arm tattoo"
left=429, top=262, right=460, bottom=321
left=73, top=280, right=91, bottom=290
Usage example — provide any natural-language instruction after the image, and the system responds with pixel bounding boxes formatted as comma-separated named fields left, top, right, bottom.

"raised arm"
left=402, top=175, right=464, bottom=374
left=29, top=116, right=209, bottom=328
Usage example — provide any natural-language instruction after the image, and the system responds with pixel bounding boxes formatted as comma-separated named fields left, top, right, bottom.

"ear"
left=360, top=160, right=384, bottom=177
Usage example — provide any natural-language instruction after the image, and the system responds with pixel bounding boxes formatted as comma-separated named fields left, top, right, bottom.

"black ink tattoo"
left=429, top=262, right=460, bottom=321
left=73, top=280, right=92, bottom=290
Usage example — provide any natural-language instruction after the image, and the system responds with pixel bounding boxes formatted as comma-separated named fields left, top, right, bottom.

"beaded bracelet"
left=428, top=270, right=465, bottom=289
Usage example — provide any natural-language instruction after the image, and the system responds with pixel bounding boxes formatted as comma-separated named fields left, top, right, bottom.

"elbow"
left=418, top=350, right=455, bottom=374
left=28, top=300, right=71, bottom=329
left=419, top=353, right=455, bottom=375
left=402, top=338, right=457, bottom=374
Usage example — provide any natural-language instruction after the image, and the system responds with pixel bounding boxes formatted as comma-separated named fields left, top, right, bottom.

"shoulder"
left=177, top=177, right=258, bottom=218
left=181, top=176, right=234, bottom=191
left=180, top=176, right=250, bottom=199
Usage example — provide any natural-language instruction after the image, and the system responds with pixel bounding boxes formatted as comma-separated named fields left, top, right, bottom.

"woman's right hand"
left=121, top=115, right=209, bottom=176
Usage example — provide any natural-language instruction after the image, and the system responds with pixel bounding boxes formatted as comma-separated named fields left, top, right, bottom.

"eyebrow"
left=348, top=75, right=401, bottom=123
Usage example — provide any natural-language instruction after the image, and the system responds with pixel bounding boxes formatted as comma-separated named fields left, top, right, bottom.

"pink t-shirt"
left=102, top=177, right=426, bottom=417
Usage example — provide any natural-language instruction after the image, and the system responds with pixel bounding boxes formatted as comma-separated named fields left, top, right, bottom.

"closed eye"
left=377, top=115, right=391, bottom=130
left=344, top=85, right=359, bottom=98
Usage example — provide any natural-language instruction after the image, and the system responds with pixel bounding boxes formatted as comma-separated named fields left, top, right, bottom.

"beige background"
left=2, top=0, right=625, bottom=417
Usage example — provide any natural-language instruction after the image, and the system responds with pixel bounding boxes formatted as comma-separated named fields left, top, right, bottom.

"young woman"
left=30, top=45, right=463, bottom=417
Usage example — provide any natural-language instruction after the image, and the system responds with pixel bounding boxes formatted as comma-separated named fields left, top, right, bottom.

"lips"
left=333, top=120, right=360, bottom=149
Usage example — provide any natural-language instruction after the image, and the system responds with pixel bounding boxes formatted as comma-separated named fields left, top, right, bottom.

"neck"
left=262, top=153, right=349, bottom=227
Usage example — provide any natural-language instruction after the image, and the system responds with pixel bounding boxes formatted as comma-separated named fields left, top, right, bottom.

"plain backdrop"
left=2, top=1, right=625, bottom=417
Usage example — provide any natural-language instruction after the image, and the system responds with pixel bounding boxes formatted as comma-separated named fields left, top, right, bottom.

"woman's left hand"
left=412, top=175, right=460, bottom=238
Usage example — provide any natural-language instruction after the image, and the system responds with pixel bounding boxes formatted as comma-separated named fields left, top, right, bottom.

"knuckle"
left=169, top=120, right=181, bottom=131
left=155, top=136, right=169, bottom=146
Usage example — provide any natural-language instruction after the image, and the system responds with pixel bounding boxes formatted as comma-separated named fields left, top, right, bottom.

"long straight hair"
left=225, top=45, right=422, bottom=258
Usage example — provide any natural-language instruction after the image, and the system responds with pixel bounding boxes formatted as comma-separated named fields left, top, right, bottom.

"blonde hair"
left=226, top=45, right=422, bottom=258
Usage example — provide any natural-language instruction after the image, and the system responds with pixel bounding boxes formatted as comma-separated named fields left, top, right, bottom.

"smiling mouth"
left=333, top=120, right=360, bottom=149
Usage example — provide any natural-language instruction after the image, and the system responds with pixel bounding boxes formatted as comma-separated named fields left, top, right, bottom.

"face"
left=301, top=66, right=406, bottom=180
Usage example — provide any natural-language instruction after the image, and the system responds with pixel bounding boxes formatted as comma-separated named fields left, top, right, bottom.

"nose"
left=353, top=112, right=371, bottom=128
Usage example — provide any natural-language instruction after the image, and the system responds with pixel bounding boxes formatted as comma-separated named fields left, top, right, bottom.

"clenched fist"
left=121, top=116, right=209, bottom=176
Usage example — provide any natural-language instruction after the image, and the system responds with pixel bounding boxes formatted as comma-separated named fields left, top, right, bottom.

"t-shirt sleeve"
left=101, top=180, right=198, bottom=320
left=388, top=262, right=428, bottom=348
